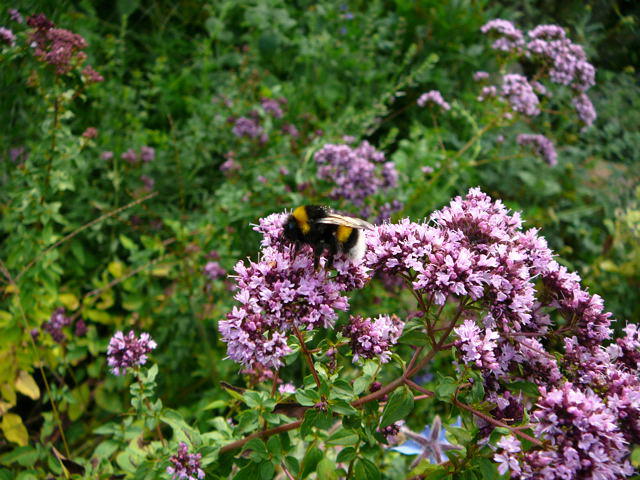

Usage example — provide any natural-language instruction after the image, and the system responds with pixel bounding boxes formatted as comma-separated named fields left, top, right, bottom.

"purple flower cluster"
left=120, top=146, right=154, bottom=165
left=261, top=98, right=284, bottom=118
left=480, top=19, right=524, bottom=53
left=572, top=93, right=597, bottom=127
left=416, top=90, right=451, bottom=111
left=43, top=307, right=72, bottom=343
left=0, top=26, right=15, bottom=46
left=9, top=9, right=23, bottom=23
left=26, top=14, right=98, bottom=76
left=516, top=134, right=558, bottom=166
left=480, top=19, right=597, bottom=128
left=167, top=442, right=205, bottom=480
left=500, top=74, right=540, bottom=116
left=314, top=141, right=397, bottom=208
left=473, top=71, right=489, bottom=81
left=219, top=213, right=369, bottom=368
left=365, top=188, right=637, bottom=477
left=204, top=261, right=225, bottom=281
left=495, top=384, right=633, bottom=479
left=343, top=314, right=404, bottom=363
left=232, top=116, right=264, bottom=139
left=107, top=330, right=157, bottom=375
left=527, top=25, right=595, bottom=92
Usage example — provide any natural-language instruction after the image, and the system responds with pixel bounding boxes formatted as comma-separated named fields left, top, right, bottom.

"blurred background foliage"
left=0, top=0, right=638, bottom=477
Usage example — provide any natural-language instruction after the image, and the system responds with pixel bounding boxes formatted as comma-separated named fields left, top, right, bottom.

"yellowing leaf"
left=4, top=284, right=18, bottom=294
left=0, top=310, right=12, bottom=327
left=59, top=293, right=79, bottom=310
left=15, top=371, right=40, bottom=400
left=2, top=413, right=28, bottom=446
left=1, top=383, right=16, bottom=405
left=85, top=309, right=112, bottom=325
left=151, top=265, right=171, bottom=277
left=108, top=261, right=125, bottom=278
left=0, top=401, right=13, bottom=416
left=96, top=290, right=114, bottom=310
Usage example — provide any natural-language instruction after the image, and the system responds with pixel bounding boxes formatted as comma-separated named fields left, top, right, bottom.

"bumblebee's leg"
left=313, top=243, right=325, bottom=272
left=326, top=238, right=339, bottom=270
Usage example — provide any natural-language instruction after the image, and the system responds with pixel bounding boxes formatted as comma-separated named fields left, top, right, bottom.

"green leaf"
left=353, top=458, right=380, bottom=480
left=0, top=446, right=38, bottom=466
left=380, top=386, right=414, bottom=428
left=300, top=447, right=322, bottom=479
left=435, top=375, right=458, bottom=401
left=325, top=428, right=359, bottom=446
left=331, top=400, right=357, bottom=415
left=233, top=462, right=260, bottom=480
left=259, top=461, right=274, bottom=479
left=284, top=456, right=299, bottom=477
left=266, top=435, right=282, bottom=458
left=336, top=447, right=357, bottom=463
left=295, top=388, right=321, bottom=406
left=242, top=438, right=268, bottom=461
left=317, top=458, right=338, bottom=480
left=506, top=381, right=540, bottom=398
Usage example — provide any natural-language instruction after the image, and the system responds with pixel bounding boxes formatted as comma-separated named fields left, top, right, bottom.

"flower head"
left=343, top=314, right=404, bottom=363
left=107, top=330, right=157, bottom=375
left=43, top=307, right=71, bottom=343
left=0, top=27, right=16, bottom=46
left=416, top=90, right=451, bottom=111
left=500, top=74, right=540, bottom=116
left=481, top=19, right=525, bottom=52
left=167, top=442, right=205, bottom=480
left=204, top=261, right=225, bottom=281
left=232, top=117, right=263, bottom=139
left=517, top=134, right=558, bottom=166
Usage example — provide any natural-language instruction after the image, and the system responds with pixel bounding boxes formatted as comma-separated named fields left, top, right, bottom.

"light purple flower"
left=107, top=330, right=157, bottom=375
left=121, top=148, right=138, bottom=164
left=100, top=151, right=114, bottom=161
left=315, top=141, right=397, bottom=207
left=167, top=442, right=205, bottom=480
left=500, top=74, right=540, bottom=116
left=278, top=383, right=296, bottom=395
left=9, top=9, right=23, bottom=23
left=572, top=93, right=596, bottom=127
left=0, top=27, right=16, bottom=46
left=473, top=71, right=489, bottom=81
left=481, top=19, right=525, bottom=53
left=140, top=146, right=155, bottom=163
left=43, top=307, right=71, bottom=343
left=204, top=261, right=225, bottom=281
left=261, top=98, right=284, bottom=118
left=219, top=213, right=369, bottom=368
left=343, top=314, right=404, bottom=363
left=232, top=117, right=263, bottom=139
left=416, top=90, right=451, bottom=111
left=517, top=134, right=558, bottom=166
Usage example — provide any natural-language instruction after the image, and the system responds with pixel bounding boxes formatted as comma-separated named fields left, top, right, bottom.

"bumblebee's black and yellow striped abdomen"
left=284, top=205, right=372, bottom=270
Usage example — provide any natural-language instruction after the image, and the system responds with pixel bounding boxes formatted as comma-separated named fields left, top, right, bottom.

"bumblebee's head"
left=284, top=212, right=305, bottom=243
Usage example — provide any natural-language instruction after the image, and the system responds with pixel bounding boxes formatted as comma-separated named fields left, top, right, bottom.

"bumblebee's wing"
left=316, top=213, right=374, bottom=230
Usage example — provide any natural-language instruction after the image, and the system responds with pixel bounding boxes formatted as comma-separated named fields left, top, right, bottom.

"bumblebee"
left=284, top=205, right=373, bottom=270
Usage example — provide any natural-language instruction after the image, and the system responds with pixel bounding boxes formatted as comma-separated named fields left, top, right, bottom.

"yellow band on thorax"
left=293, top=206, right=311, bottom=234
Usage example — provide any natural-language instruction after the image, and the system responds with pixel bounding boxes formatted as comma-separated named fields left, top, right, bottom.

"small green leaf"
left=300, top=447, right=322, bottom=479
left=336, top=447, right=357, bottom=463
left=380, top=386, right=414, bottom=428
left=353, top=458, right=380, bottom=480
left=317, top=458, right=338, bottom=480
left=325, top=428, right=359, bottom=446
left=435, top=376, right=458, bottom=401
left=331, top=400, right=357, bottom=415
left=242, top=438, right=268, bottom=460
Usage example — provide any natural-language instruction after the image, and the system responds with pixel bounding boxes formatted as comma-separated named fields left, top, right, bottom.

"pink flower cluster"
left=314, top=141, right=398, bottom=209
left=516, top=134, right=557, bottom=166
left=107, top=330, right=157, bottom=375
left=481, top=19, right=597, bottom=127
left=500, top=74, right=540, bottom=117
left=167, top=442, right=205, bottom=480
left=219, top=213, right=369, bottom=368
left=343, top=314, right=404, bottom=363
left=416, top=90, right=451, bottom=111
left=26, top=13, right=101, bottom=79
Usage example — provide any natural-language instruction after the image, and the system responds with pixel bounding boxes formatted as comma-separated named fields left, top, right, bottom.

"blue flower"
left=391, top=416, right=462, bottom=467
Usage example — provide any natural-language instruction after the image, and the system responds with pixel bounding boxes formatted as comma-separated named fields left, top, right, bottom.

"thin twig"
left=292, top=325, right=322, bottom=390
